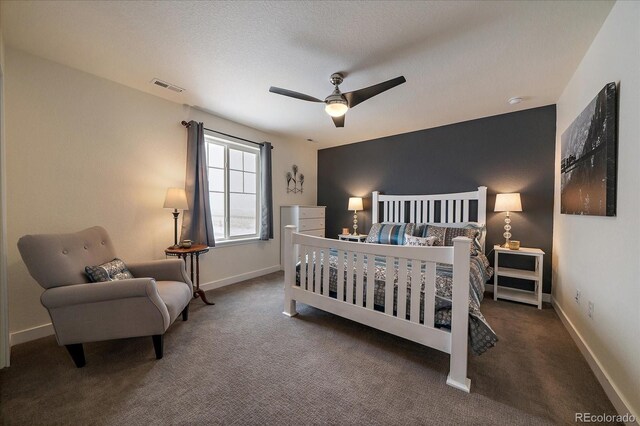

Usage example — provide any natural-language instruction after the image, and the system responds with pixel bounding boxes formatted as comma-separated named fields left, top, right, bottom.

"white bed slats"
left=291, top=235, right=447, bottom=327
left=372, top=187, right=487, bottom=226
left=299, top=246, right=308, bottom=290
left=410, top=261, right=422, bottom=324
left=384, top=256, right=394, bottom=315
left=322, top=249, right=330, bottom=296
left=346, top=252, right=354, bottom=304
left=336, top=250, right=345, bottom=302
left=355, top=253, right=365, bottom=307
left=396, top=259, right=408, bottom=320
left=383, top=198, right=478, bottom=223
left=424, top=263, right=436, bottom=328
left=365, top=254, right=375, bottom=309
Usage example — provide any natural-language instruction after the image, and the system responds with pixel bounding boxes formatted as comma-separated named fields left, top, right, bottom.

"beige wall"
left=553, top=1, right=639, bottom=418
left=0, top=16, right=11, bottom=366
left=5, top=48, right=317, bottom=336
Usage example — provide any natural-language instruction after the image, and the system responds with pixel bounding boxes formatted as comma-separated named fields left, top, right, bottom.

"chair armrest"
left=41, top=278, right=162, bottom=309
left=127, top=259, right=192, bottom=287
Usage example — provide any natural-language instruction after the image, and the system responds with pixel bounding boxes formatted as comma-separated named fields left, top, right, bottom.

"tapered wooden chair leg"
left=65, top=343, right=86, bottom=368
left=152, top=335, right=164, bottom=360
left=181, top=304, right=189, bottom=321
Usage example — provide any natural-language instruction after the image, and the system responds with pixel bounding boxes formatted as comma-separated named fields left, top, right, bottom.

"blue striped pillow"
left=365, top=223, right=415, bottom=245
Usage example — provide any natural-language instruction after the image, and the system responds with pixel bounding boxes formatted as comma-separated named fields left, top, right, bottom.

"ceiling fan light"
left=325, top=100, right=348, bottom=117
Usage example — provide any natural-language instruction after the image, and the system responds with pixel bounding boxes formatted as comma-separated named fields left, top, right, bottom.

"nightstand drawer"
left=299, top=207, right=325, bottom=219
left=298, top=218, right=325, bottom=231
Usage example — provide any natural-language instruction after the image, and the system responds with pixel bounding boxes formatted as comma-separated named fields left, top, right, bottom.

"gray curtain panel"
left=181, top=121, right=215, bottom=247
left=260, top=142, right=273, bottom=240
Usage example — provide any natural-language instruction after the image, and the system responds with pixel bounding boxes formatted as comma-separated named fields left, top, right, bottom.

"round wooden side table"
left=165, top=244, right=214, bottom=305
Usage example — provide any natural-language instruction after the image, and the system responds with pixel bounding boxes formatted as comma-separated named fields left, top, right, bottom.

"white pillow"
left=404, top=234, right=439, bottom=247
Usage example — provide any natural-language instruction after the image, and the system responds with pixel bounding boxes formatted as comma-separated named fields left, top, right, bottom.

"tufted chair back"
left=18, top=226, right=118, bottom=289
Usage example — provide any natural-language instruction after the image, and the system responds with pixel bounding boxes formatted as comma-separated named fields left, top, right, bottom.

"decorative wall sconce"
left=286, top=165, right=304, bottom=193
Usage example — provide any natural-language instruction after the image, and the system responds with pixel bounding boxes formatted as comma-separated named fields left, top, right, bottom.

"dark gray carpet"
left=0, top=272, right=618, bottom=425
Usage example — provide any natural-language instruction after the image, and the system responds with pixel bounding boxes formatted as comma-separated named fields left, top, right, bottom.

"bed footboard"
left=283, top=225, right=472, bottom=392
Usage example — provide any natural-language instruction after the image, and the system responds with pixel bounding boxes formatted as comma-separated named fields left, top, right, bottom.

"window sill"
left=212, top=237, right=265, bottom=248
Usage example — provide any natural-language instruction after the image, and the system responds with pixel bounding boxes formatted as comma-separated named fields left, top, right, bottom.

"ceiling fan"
left=269, top=73, right=406, bottom=128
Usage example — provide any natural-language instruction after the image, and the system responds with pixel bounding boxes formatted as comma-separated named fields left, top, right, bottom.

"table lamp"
left=164, top=188, right=189, bottom=248
left=494, top=193, right=522, bottom=247
left=348, top=197, right=364, bottom=235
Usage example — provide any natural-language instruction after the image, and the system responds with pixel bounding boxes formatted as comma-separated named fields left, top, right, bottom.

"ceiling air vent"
left=151, top=78, right=185, bottom=93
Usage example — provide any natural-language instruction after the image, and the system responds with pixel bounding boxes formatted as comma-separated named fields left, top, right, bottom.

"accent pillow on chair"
left=85, top=258, right=134, bottom=282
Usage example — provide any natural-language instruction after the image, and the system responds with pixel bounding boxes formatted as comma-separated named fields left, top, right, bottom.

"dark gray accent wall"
left=318, top=105, right=556, bottom=293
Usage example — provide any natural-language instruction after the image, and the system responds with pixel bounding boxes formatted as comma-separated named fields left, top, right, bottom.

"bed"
left=283, top=187, right=495, bottom=392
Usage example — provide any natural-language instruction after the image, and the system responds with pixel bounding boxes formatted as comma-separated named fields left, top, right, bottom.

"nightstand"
left=338, top=234, right=367, bottom=242
left=493, top=245, right=544, bottom=309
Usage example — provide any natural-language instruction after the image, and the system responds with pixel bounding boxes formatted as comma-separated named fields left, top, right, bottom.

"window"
left=205, top=134, right=260, bottom=242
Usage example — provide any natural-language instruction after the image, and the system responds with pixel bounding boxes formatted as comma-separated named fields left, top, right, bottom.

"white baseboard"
left=198, top=265, right=281, bottom=291
left=10, top=322, right=54, bottom=347
left=10, top=265, right=282, bottom=347
left=552, top=297, right=638, bottom=425
left=484, top=285, right=551, bottom=303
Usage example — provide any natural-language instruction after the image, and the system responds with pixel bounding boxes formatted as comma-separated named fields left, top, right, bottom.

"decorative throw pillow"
left=426, top=225, right=479, bottom=255
left=85, top=258, right=134, bottom=283
left=365, top=223, right=416, bottom=245
left=404, top=234, right=439, bottom=247
left=416, top=222, right=485, bottom=252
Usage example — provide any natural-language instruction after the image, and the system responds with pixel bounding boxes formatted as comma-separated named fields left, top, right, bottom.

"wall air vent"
left=151, top=78, right=185, bottom=93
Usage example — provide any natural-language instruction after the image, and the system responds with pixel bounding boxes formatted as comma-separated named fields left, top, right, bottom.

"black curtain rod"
left=181, top=121, right=272, bottom=149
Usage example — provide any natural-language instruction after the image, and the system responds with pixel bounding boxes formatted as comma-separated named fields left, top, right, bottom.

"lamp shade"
left=494, top=193, right=522, bottom=212
left=163, top=188, right=189, bottom=210
left=348, top=197, right=364, bottom=211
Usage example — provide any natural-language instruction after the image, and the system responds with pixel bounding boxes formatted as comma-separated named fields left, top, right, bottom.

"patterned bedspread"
left=296, top=250, right=498, bottom=355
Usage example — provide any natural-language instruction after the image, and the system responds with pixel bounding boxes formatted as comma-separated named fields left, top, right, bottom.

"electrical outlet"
left=575, top=290, right=580, bottom=305
left=588, top=301, right=594, bottom=319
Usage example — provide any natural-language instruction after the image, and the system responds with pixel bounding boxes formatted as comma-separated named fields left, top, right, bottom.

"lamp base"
left=172, top=210, right=180, bottom=247
left=352, top=211, right=358, bottom=235
left=502, top=212, right=512, bottom=249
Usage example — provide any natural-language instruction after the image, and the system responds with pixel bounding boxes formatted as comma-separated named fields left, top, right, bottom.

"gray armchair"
left=17, top=226, right=193, bottom=367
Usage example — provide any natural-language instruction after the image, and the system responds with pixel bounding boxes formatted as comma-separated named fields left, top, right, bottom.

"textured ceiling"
left=1, top=1, right=613, bottom=148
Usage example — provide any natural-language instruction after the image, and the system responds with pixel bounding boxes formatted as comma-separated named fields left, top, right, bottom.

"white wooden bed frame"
left=283, top=186, right=487, bottom=392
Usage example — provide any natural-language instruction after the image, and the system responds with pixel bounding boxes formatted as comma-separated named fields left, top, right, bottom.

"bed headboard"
left=372, top=186, right=488, bottom=247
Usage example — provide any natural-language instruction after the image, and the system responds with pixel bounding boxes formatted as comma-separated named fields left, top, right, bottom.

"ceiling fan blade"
left=269, top=86, right=323, bottom=103
left=332, top=114, right=345, bottom=128
left=343, top=76, right=406, bottom=108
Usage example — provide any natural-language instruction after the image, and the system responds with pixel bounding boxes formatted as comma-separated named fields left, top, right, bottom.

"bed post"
left=372, top=191, right=380, bottom=224
left=446, top=236, right=472, bottom=392
left=283, top=225, right=298, bottom=317
left=477, top=186, right=487, bottom=225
